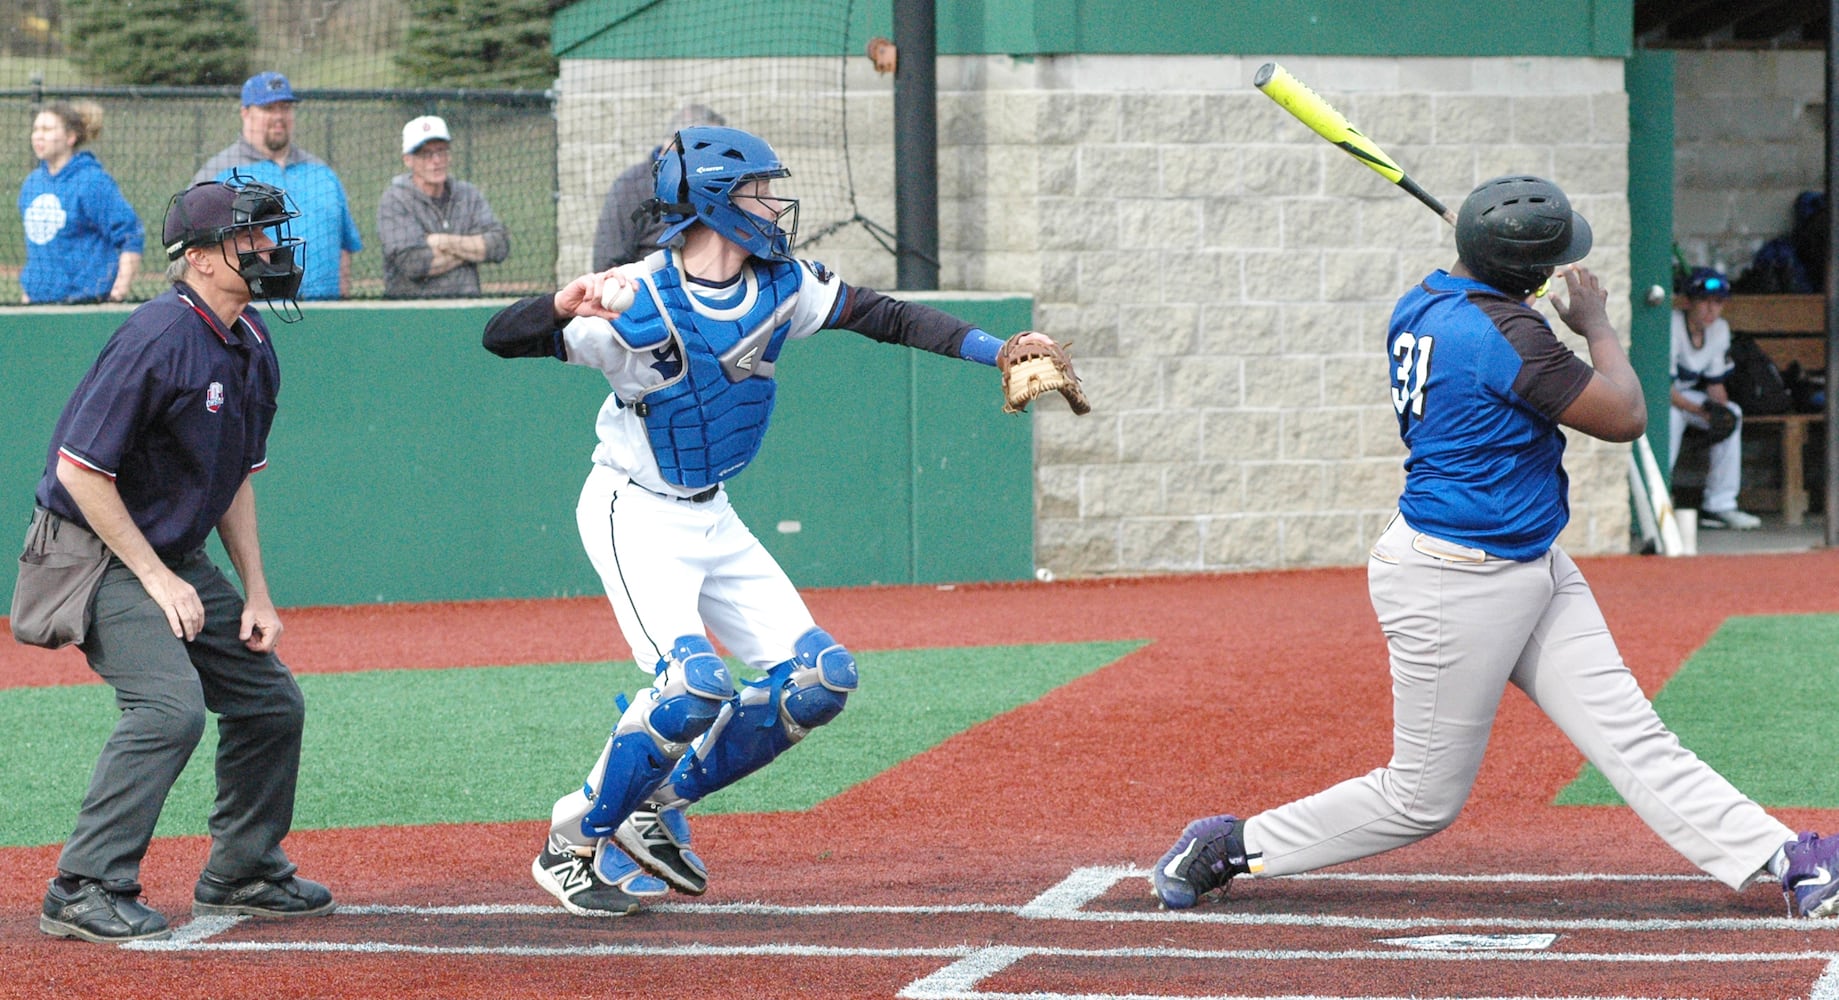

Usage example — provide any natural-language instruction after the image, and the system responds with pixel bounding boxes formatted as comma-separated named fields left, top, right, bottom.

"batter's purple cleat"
left=1151, top=814, right=1250, bottom=909
left=1782, top=832, right=1839, bottom=918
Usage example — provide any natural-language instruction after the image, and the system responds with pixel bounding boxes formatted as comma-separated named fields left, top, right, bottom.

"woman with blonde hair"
left=19, top=100, right=143, bottom=303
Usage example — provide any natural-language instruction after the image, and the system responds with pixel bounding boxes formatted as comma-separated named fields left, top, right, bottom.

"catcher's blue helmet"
left=652, top=126, right=798, bottom=260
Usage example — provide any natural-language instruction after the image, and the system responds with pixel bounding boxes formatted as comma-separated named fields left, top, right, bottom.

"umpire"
left=29, top=178, right=332, bottom=943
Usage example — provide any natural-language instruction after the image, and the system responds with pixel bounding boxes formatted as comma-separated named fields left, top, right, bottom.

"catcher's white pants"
left=1241, top=514, right=1792, bottom=890
left=575, top=463, right=817, bottom=674
left=1667, top=390, right=1745, bottom=514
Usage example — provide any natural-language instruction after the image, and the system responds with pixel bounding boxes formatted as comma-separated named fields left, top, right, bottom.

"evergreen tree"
left=64, top=0, right=251, bottom=86
left=397, top=0, right=559, bottom=90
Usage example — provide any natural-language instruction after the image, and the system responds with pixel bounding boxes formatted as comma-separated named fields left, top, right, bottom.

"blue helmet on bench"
left=1685, top=266, right=1731, bottom=301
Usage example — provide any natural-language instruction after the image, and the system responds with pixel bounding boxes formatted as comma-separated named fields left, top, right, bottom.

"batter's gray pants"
left=1243, top=515, right=1792, bottom=890
left=57, top=549, right=306, bottom=888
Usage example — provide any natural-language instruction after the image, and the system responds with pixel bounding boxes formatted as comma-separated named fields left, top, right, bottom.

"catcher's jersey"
left=1670, top=311, right=1733, bottom=392
left=1386, top=270, right=1594, bottom=561
left=561, top=251, right=842, bottom=498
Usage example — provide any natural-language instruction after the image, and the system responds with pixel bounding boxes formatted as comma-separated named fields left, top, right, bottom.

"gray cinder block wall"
left=557, top=54, right=1634, bottom=577
left=1672, top=49, right=1825, bottom=278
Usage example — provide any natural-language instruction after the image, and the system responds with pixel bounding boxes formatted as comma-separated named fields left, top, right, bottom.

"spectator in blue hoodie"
left=18, top=101, right=143, bottom=303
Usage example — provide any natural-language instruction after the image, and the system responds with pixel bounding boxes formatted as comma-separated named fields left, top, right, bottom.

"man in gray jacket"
left=378, top=115, right=510, bottom=297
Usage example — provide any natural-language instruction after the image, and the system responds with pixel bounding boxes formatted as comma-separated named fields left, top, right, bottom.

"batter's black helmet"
left=1455, top=175, right=1593, bottom=297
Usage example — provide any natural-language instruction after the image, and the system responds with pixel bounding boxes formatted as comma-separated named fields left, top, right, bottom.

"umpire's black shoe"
left=40, top=877, right=171, bottom=943
left=193, top=864, right=335, bottom=918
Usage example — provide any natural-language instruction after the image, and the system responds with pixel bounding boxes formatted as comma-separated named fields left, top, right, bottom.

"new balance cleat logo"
left=617, top=806, right=709, bottom=895
left=532, top=841, right=644, bottom=918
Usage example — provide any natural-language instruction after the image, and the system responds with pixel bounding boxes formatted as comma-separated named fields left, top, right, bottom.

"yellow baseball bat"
left=1253, top=62, right=1457, bottom=226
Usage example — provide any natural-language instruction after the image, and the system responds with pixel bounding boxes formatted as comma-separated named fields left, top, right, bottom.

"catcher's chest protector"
left=621, top=261, right=800, bottom=489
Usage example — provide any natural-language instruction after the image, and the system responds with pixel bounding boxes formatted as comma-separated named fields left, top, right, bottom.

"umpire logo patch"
left=206, top=381, right=225, bottom=413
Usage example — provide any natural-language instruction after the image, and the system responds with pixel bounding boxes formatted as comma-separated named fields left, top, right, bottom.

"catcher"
left=482, top=124, right=1085, bottom=919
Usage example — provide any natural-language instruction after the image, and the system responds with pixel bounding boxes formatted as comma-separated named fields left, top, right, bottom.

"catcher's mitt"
left=1702, top=400, right=1738, bottom=444
left=997, top=333, right=1091, bottom=415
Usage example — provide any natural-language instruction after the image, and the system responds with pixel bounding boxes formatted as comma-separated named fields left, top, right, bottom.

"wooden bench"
left=1699, top=294, right=1827, bottom=526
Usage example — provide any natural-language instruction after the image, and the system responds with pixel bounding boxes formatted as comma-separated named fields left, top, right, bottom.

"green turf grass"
left=0, top=640, right=1141, bottom=847
left=1556, top=613, right=1839, bottom=808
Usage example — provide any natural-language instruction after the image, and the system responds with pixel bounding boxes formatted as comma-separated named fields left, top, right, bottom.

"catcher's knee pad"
left=665, top=629, right=857, bottom=802
left=782, top=627, right=856, bottom=730
left=648, top=635, right=736, bottom=743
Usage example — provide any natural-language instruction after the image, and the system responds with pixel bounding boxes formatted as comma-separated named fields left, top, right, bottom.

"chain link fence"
left=1, top=84, right=556, bottom=303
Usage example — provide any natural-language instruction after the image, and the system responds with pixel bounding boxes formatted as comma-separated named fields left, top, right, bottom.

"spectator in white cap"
left=377, top=114, right=510, bottom=298
left=193, top=71, right=364, bottom=299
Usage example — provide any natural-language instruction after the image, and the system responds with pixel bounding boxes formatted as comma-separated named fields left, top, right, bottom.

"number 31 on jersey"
left=1390, top=332, right=1433, bottom=421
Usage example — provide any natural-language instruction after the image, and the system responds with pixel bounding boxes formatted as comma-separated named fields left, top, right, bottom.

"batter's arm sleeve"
left=482, top=294, right=566, bottom=360
left=828, top=283, right=980, bottom=358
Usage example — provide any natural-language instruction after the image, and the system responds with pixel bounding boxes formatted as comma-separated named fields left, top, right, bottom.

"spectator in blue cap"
left=193, top=72, right=363, bottom=299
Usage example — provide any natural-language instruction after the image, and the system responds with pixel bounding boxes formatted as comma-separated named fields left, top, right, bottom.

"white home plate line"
left=1024, top=866, right=1835, bottom=932
left=116, top=866, right=1839, bottom=1000
left=122, top=865, right=1836, bottom=957
left=899, top=949, right=1839, bottom=1000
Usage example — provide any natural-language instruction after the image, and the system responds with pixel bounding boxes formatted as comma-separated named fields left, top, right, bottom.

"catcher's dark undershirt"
left=481, top=279, right=976, bottom=361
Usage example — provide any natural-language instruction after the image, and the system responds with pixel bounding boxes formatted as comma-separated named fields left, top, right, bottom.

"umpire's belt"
left=635, top=482, right=722, bottom=503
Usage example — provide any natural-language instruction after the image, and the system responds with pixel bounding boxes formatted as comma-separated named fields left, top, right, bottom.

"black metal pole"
left=1826, top=0, right=1838, bottom=545
left=892, top=0, right=940, bottom=291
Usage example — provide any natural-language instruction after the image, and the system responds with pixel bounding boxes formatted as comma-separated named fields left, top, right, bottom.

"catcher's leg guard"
left=574, top=635, right=736, bottom=840
left=667, top=627, right=857, bottom=803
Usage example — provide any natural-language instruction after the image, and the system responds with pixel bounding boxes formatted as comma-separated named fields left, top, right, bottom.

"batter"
left=1150, top=175, right=1839, bottom=920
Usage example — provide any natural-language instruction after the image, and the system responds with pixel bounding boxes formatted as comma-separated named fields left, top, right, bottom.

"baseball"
left=600, top=279, right=635, bottom=313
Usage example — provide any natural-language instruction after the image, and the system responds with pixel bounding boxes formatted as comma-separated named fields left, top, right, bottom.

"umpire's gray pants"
left=57, top=549, right=306, bottom=888
left=1243, top=514, right=1792, bottom=890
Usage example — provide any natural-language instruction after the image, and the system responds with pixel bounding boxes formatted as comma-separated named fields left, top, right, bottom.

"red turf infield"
left=2, top=550, right=1837, bottom=999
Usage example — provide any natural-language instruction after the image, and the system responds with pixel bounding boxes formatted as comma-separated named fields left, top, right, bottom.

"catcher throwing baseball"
left=1151, top=176, right=1839, bottom=920
left=483, top=125, right=1084, bottom=918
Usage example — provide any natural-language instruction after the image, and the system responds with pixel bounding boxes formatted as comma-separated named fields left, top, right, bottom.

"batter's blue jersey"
left=1387, top=270, right=1595, bottom=561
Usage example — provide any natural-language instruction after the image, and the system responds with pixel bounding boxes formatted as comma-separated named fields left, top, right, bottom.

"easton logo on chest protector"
left=618, top=261, right=802, bottom=488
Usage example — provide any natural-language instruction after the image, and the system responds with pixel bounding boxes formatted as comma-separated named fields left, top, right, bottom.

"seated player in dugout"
left=481, top=125, right=1087, bottom=917
left=1149, top=175, right=1839, bottom=923
left=1668, top=266, right=1762, bottom=530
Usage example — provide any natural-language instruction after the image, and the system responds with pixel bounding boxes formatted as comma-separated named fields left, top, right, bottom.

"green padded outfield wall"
left=0, top=295, right=1034, bottom=609
left=556, top=0, right=1631, bottom=58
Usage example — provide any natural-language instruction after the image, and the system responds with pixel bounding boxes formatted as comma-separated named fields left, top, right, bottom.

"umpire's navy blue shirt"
left=36, top=283, right=280, bottom=560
